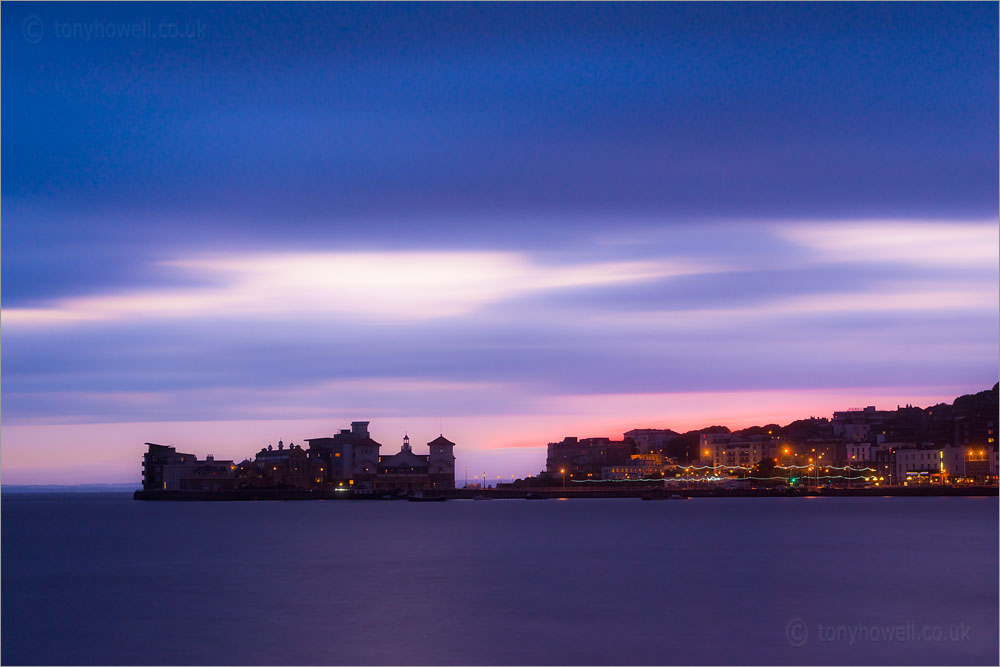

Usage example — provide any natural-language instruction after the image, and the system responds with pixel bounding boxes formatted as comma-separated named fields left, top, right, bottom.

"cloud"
left=2, top=222, right=995, bottom=433
left=3, top=251, right=704, bottom=326
left=777, top=220, right=999, bottom=267
left=0, top=377, right=529, bottom=425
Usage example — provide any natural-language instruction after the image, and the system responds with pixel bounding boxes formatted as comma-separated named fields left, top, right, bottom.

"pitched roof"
left=428, top=435, right=455, bottom=447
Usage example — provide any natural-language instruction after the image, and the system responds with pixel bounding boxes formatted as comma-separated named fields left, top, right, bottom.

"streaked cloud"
left=778, top=220, right=998, bottom=267
left=3, top=251, right=704, bottom=326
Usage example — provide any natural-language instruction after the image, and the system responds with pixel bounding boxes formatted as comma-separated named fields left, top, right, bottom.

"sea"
left=2, top=493, right=997, bottom=666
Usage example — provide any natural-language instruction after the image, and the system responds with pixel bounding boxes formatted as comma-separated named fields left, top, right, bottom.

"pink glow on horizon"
left=0, top=385, right=976, bottom=485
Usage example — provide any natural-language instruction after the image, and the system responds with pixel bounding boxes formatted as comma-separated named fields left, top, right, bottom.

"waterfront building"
left=624, top=428, right=679, bottom=455
left=872, top=444, right=904, bottom=484
left=142, top=443, right=235, bottom=491
left=941, top=445, right=999, bottom=484
left=603, top=453, right=676, bottom=480
left=245, top=441, right=317, bottom=488
left=305, top=421, right=381, bottom=491
left=305, top=424, right=455, bottom=493
left=845, top=442, right=872, bottom=462
left=953, top=413, right=997, bottom=450
left=140, top=422, right=455, bottom=494
left=544, top=436, right=634, bottom=479
left=831, top=406, right=893, bottom=443
left=893, top=446, right=945, bottom=485
left=142, top=443, right=188, bottom=490
left=235, top=458, right=262, bottom=487
left=374, top=434, right=456, bottom=493
left=699, top=434, right=776, bottom=471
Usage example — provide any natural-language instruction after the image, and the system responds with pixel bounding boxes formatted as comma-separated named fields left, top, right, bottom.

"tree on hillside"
left=753, top=457, right=777, bottom=477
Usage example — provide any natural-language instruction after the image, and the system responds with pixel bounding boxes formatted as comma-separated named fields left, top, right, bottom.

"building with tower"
left=139, top=421, right=455, bottom=495
left=304, top=421, right=381, bottom=492
left=374, top=433, right=456, bottom=493
left=304, top=421, right=455, bottom=494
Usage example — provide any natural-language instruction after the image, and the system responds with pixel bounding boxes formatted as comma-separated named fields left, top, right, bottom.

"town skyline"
left=5, top=382, right=995, bottom=486
left=129, top=381, right=998, bottom=496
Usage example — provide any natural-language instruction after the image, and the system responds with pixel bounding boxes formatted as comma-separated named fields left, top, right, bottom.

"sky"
left=2, top=2, right=998, bottom=484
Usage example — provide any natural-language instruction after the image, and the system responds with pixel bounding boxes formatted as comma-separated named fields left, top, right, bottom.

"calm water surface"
left=2, top=494, right=997, bottom=665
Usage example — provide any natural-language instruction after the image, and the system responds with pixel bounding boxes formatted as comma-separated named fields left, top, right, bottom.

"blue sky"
left=2, top=2, right=997, bottom=483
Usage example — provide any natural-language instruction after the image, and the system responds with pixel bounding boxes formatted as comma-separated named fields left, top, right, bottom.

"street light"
left=560, top=468, right=566, bottom=489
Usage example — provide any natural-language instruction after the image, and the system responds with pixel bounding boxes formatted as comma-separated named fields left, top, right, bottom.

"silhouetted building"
left=831, top=406, right=893, bottom=443
left=306, top=423, right=455, bottom=493
left=624, top=428, right=679, bottom=455
left=373, top=434, right=456, bottom=493
left=544, top=436, right=634, bottom=480
left=305, top=421, right=380, bottom=491
left=141, top=443, right=235, bottom=491
left=884, top=405, right=926, bottom=442
left=699, top=433, right=777, bottom=470
left=142, top=422, right=455, bottom=495
left=142, top=443, right=187, bottom=491
left=603, top=452, right=677, bottom=480
left=845, top=442, right=872, bottom=463
left=244, top=440, right=317, bottom=488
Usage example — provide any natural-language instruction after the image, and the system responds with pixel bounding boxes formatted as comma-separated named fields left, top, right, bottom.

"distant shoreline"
left=128, top=485, right=999, bottom=501
left=3, top=483, right=139, bottom=494
left=4, top=484, right=994, bottom=500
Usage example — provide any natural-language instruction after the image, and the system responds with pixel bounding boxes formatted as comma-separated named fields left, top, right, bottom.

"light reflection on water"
left=2, top=494, right=997, bottom=665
